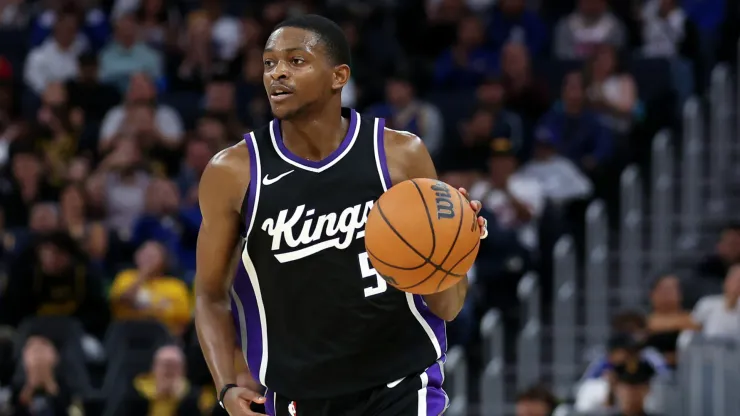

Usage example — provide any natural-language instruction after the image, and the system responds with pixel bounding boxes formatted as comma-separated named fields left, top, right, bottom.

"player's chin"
left=270, top=105, right=300, bottom=121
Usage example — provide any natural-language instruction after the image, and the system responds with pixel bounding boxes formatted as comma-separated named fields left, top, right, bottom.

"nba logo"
left=288, top=401, right=297, bottom=416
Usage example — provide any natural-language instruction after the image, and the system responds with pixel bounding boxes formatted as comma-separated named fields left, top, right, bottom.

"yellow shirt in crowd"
left=109, top=270, right=192, bottom=335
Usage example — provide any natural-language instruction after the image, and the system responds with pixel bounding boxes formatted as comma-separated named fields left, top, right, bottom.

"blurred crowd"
left=0, top=0, right=738, bottom=415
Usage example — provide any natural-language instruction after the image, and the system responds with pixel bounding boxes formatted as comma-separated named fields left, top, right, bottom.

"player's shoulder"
left=383, top=127, right=426, bottom=156
left=202, top=140, right=251, bottom=191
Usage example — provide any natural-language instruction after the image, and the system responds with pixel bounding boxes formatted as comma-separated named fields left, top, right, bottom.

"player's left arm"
left=385, top=129, right=488, bottom=321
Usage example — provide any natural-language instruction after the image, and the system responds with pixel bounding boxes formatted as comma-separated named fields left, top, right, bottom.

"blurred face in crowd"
left=197, top=116, right=227, bottom=146
left=723, top=265, right=740, bottom=299
left=650, top=275, right=682, bottom=312
left=467, top=109, right=494, bottom=140
left=578, top=0, right=608, bottom=19
left=38, top=242, right=71, bottom=276
left=54, top=13, right=79, bottom=49
left=615, top=382, right=649, bottom=415
left=457, top=16, right=484, bottom=49
left=185, top=139, right=214, bottom=174
left=242, top=17, right=263, bottom=49
left=127, top=73, right=156, bottom=103
left=135, top=240, right=167, bottom=275
left=30, top=203, right=60, bottom=233
left=501, top=42, right=529, bottom=80
left=500, top=0, right=526, bottom=16
left=591, top=45, right=617, bottom=80
left=476, top=80, right=505, bottom=109
left=244, top=47, right=264, bottom=83
left=515, top=399, right=551, bottom=416
left=489, top=154, right=517, bottom=185
left=11, top=152, right=42, bottom=183
left=152, top=346, right=185, bottom=395
left=205, top=81, right=235, bottom=113
left=143, top=0, right=163, bottom=16
left=115, top=14, right=138, bottom=48
left=562, top=72, right=585, bottom=111
left=60, top=185, right=87, bottom=221
left=263, top=27, right=346, bottom=120
left=386, top=79, right=414, bottom=108
left=66, top=156, right=91, bottom=183
left=716, top=228, right=740, bottom=262
left=145, top=179, right=180, bottom=215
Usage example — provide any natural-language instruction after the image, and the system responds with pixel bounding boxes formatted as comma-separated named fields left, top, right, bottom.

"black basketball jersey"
left=229, top=108, right=447, bottom=400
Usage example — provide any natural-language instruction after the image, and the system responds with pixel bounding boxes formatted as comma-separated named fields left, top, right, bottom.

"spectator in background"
left=203, top=73, right=243, bottom=141
left=196, top=113, right=230, bottom=152
left=31, top=82, right=84, bottom=186
left=117, top=345, right=204, bottom=416
left=640, top=0, right=700, bottom=61
left=691, top=264, right=740, bottom=342
left=91, top=139, right=150, bottom=240
left=645, top=273, right=698, bottom=367
left=500, top=42, right=550, bottom=128
left=235, top=47, right=271, bottom=130
left=554, top=0, right=626, bottom=59
left=3, top=202, right=60, bottom=260
left=99, top=13, right=163, bottom=93
left=177, top=138, right=214, bottom=204
left=65, top=53, right=121, bottom=125
left=58, top=184, right=108, bottom=268
left=421, top=0, right=470, bottom=58
left=584, top=45, right=640, bottom=137
left=0, top=56, right=18, bottom=169
left=609, top=338, right=656, bottom=416
left=29, top=2, right=109, bottom=51
left=10, top=336, right=76, bottom=416
left=367, top=73, right=444, bottom=157
left=434, top=15, right=498, bottom=89
left=489, top=0, right=547, bottom=57
left=1, top=232, right=109, bottom=338
left=109, top=241, right=192, bottom=336
left=167, top=13, right=217, bottom=93
left=0, top=0, right=31, bottom=30
left=132, top=178, right=198, bottom=277
left=134, top=0, right=181, bottom=51
left=519, top=131, right=593, bottom=208
left=516, top=385, right=559, bottom=416
left=187, top=0, right=243, bottom=63
left=695, top=223, right=740, bottom=282
left=24, top=10, right=86, bottom=95
left=536, top=72, right=613, bottom=175
left=0, top=145, right=57, bottom=229
left=99, top=72, right=184, bottom=154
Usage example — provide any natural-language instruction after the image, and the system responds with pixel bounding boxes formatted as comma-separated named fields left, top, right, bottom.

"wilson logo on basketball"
left=431, top=181, right=455, bottom=220
left=261, top=200, right=374, bottom=263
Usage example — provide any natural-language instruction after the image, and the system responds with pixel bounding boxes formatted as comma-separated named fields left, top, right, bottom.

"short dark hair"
left=516, top=385, right=558, bottom=411
left=610, top=310, right=646, bottom=332
left=272, top=14, right=351, bottom=68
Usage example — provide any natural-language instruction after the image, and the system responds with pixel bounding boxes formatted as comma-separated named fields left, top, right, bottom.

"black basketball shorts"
left=264, top=363, right=448, bottom=416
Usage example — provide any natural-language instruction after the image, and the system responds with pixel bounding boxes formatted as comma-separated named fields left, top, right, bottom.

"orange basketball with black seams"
left=364, top=178, right=481, bottom=295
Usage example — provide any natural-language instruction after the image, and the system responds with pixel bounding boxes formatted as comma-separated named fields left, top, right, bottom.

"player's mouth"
left=270, top=85, right=295, bottom=102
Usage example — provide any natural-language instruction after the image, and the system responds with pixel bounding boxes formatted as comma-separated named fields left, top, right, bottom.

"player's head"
left=263, top=14, right=351, bottom=120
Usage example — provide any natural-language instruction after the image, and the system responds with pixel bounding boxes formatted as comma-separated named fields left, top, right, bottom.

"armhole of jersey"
left=372, top=118, right=392, bottom=191
left=241, top=132, right=261, bottom=238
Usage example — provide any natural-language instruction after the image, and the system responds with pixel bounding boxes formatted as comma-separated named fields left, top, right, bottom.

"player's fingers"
left=478, top=217, right=488, bottom=239
left=458, top=187, right=469, bottom=200
left=469, top=200, right=482, bottom=213
left=237, top=389, right=267, bottom=404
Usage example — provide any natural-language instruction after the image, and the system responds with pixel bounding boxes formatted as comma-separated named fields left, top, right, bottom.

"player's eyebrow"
left=264, top=47, right=310, bottom=54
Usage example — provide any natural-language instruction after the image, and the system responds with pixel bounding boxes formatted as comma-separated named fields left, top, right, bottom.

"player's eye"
left=263, top=60, right=275, bottom=68
left=291, top=58, right=305, bottom=65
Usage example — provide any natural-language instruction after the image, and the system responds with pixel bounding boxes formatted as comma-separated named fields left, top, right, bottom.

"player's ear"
left=331, top=64, right=350, bottom=91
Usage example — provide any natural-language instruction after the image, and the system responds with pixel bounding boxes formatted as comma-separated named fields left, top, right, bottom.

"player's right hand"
left=222, top=386, right=267, bottom=416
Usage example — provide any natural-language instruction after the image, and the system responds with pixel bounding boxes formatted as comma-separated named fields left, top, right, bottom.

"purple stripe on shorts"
left=242, top=132, right=259, bottom=231
left=264, top=390, right=275, bottom=416
left=374, top=118, right=391, bottom=189
left=231, top=261, right=264, bottom=383
left=425, top=361, right=448, bottom=415
left=414, top=295, right=448, bottom=354
left=272, top=108, right=357, bottom=169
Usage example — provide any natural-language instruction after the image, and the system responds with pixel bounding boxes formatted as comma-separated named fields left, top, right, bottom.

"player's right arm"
left=194, top=142, right=266, bottom=415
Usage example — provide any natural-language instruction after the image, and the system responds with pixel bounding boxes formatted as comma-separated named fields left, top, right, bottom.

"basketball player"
left=194, top=15, right=488, bottom=416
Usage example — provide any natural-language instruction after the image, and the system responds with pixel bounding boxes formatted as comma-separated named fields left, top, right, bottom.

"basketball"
left=364, top=178, right=481, bottom=295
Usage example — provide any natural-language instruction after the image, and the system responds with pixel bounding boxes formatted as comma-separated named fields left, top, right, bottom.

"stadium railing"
left=585, top=200, right=609, bottom=351
left=516, top=272, right=541, bottom=392
left=552, top=237, right=577, bottom=398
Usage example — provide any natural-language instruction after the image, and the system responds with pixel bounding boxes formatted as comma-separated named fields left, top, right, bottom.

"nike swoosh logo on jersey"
left=262, top=170, right=294, bottom=186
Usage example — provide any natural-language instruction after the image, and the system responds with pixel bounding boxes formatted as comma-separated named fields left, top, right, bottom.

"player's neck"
left=280, top=106, right=349, bottom=162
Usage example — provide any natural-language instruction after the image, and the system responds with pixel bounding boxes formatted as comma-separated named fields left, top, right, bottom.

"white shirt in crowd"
left=24, top=37, right=87, bottom=94
left=469, top=173, right=545, bottom=250
left=100, top=104, right=185, bottom=144
left=692, top=295, right=740, bottom=341
left=519, top=155, right=593, bottom=204
left=641, top=0, right=688, bottom=58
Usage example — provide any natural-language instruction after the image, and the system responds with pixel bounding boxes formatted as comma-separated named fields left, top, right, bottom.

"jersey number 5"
left=358, top=252, right=387, bottom=297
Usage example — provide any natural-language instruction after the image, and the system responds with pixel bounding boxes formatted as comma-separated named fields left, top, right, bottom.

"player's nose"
left=270, top=60, right=290, bottom=80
